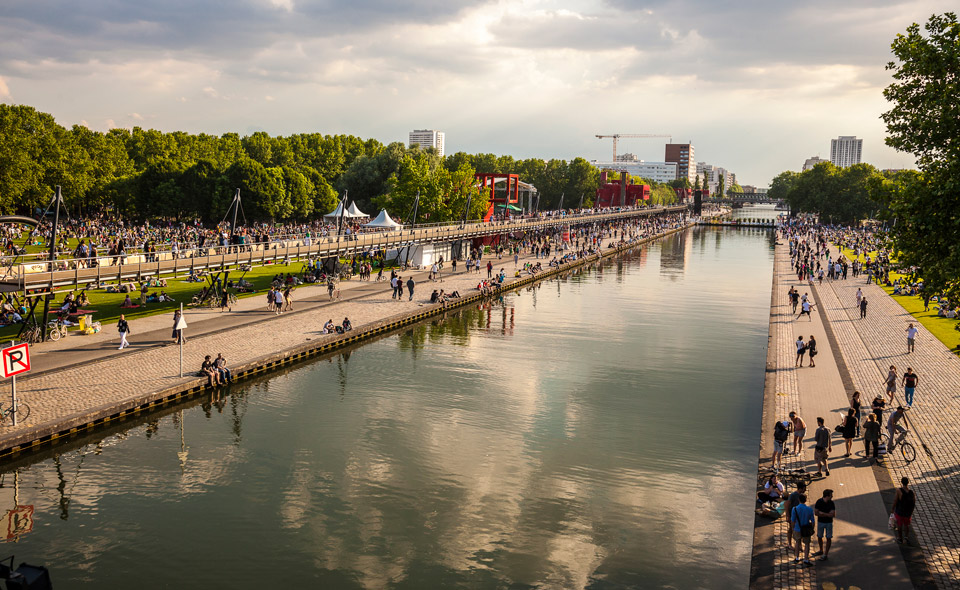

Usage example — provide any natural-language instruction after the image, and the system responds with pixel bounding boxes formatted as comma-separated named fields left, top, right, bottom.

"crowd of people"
left=757, top=218, right=927, bottom=567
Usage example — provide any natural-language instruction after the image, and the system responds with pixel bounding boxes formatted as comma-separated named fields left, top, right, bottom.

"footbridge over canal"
left=1, top=205, right=687, bottom=294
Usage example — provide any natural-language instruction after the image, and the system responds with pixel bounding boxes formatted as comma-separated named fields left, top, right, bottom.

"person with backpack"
left=772, top=419, right=791, bottom=471
left=893, top=477, right=916, bottom=544
left=791, top=493, right=815, bottom=565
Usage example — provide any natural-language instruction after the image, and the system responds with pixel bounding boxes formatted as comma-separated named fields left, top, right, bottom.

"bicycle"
left=0, top=399, right=31, bottom=426
left=46, top=319, right=68, bottom=342
left=881, top=429, right=916, bottom=463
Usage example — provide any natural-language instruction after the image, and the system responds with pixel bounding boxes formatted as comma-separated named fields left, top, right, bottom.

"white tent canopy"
left=364, top=209, right=402, bottom=229
left=323, top=201, right=347, bottom=219
left=346, top=201, right=368, bottom=218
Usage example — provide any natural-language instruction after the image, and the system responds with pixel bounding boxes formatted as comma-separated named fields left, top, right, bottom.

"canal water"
left=0, top=209, right=777, bottom=589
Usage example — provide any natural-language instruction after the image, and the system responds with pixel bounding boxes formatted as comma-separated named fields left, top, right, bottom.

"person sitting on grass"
left=201, top=355, right=223, bottom=387
left=120, top=295, right=138, bottom=308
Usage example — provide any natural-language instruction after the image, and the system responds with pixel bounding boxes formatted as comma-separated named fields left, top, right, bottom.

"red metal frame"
left=475, top=173, right=519, bottom=205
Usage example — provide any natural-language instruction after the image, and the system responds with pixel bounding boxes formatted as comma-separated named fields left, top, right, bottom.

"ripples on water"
left=1, top=216, right=776, bottom=589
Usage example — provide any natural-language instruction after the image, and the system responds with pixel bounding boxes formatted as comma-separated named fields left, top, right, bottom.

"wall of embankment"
left=0, top=222, right=693, bottom=462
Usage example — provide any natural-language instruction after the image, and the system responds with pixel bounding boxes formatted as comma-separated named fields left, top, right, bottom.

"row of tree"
left=770, top=13, right=959, bottom=298
left=766, top=162, right=912, bottom=224
left=0, top=104, right=677, bottom=224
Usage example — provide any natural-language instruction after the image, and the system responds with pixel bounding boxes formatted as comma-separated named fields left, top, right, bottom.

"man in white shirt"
left=905, top=323, right=919, bottom=353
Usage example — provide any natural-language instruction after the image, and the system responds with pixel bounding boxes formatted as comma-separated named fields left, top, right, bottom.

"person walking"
left=791, top=493, right=815, bottom=566
left=172, top=309, right=185, bottom=344
left=813, top=489, right=836, bottom=561
left=486, top=261, right=493, bottom=278
left=892, top=476, right=916, bottom=545
left=902, top=367, right=919, bottom=408
left=396, top=276, right=404, bottom=300
left=859, top=296, right=868, bottom=319
left=851, top=390, right=863, bottom=436
left=841, top=408, right=857, bottom=457
left=855, top=287, right=863, bottom=310
left=807, top=335, right=818, bottom=367
left=814, top=417, right=831, bottom=477
left=785, top=481, right=808, bottom=553
left=795, top=335, right=807, bottom=367
left=273, top=288, right=284, bottom=314
left=789, top=411, right=806, bottom=456
left=772, top=419, right=791, bottom=472
left=117, top=314, right=130, bottom=350
left=797, top=298, right=815, bottom=321
left=905, top=322, right=918, bottom=353
left=863, top=414, right=881, bottom=463
left=390, top=275, right=399, bottom=299
left=406, top=276, right=415, bottom=302
left=883, top=365, right=897, bottom=404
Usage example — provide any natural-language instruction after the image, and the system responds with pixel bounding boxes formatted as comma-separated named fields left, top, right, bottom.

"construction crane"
left=595, top=134, right=673, bottom=162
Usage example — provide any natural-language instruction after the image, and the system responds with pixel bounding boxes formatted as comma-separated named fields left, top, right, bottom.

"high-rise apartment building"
left=408, top=129, right=445, bottom=156
left=803, top=156, right=828, bottom=171
left=665, top=143, right=696, bottom=185
left=829, top=136, right=862, bottom=168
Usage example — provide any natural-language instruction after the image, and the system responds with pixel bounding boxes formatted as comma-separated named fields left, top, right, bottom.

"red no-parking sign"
left=1, top=343, right=31, bottom=379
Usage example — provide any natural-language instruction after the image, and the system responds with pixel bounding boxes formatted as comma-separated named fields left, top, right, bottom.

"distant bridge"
left=715, top=195, right=784, bottom=207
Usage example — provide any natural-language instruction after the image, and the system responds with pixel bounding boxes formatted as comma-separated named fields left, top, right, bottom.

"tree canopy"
left=877, top=12, right=960, bottom=296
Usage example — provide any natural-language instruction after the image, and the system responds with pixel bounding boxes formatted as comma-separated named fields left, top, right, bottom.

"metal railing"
left=4, top=206, right=686, bottom=293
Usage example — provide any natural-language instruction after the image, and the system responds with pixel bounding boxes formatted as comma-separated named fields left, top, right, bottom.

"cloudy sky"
left=0, top=0, right=952, bottom=185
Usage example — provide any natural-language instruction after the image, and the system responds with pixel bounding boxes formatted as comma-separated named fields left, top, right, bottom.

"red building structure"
left=475, top=173, right=520, bottom=222
left=595, top=171, right=650, bottom=208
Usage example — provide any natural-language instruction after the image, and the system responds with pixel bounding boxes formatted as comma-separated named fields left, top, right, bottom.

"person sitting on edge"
left=430, top=290, right=439, bottom=304
left=201, top=355, right=223, bottom=386
left=214, top=353, right=232, bottom=383
left=342, top=317, right=352, bottom=331
left=323, top=319, right=335, bottom=334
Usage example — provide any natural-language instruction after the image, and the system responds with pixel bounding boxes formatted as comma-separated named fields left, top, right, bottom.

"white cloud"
left=0, top=0, right=947, bottom=184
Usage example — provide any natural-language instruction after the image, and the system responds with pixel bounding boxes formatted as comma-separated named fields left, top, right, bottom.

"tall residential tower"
left=829, top=136, right=862, bottom=168
left=408, top=129, right=445, bottom=157
left=665, top=143, right=696, bottom=185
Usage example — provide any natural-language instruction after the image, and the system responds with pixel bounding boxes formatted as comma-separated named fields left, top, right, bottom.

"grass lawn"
left=833, top=243, right=960, bottom=353
left=0, top=259, right=311, bottom=340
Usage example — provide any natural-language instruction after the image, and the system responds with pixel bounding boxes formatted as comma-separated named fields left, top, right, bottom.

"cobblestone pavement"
left=816, top=254, right=960, bottom=590
left=763, top=244, right=914, bottom=590
left=4, top=229, right=681, bottom=446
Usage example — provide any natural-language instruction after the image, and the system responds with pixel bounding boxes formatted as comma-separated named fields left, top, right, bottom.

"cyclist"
left=887, top=406, right=907, bottom=452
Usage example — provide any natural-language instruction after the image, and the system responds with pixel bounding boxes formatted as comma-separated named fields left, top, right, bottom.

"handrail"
left=4, top=206, right=687, bottom=291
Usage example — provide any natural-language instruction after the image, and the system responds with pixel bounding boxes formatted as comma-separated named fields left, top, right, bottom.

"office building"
left=830, top=136, right=862, bottom=168
left=665, top=143, right=696, bottom=185
left=590, top=160, right=679, bottom=184
left=408, top=129, right=445, bottom=156
left=803, top=156, right=828, bottom=171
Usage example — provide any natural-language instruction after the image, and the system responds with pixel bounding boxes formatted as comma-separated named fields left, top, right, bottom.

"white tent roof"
left=346, top=201, right=368, bottom=217
left=323, top=201, right=346, bottom=219
left=364, top=209, right=402, bottom=229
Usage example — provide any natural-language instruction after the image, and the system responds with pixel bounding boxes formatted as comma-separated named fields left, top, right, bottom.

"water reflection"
left=0, top=225, right=775, bottom=589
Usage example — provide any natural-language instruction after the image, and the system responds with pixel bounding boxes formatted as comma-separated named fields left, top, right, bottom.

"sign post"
left=175, top=304, right=188, bottom=378
left=2, top=341, right=32, bottom=427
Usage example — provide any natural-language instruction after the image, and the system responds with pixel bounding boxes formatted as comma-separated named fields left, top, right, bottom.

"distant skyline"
left=1, top=1, right=952, bottom=186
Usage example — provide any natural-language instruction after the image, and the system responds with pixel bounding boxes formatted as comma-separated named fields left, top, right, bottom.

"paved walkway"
left=761, top=244, right=913, bottom=590
left=815, top=248, right=960, bottom=589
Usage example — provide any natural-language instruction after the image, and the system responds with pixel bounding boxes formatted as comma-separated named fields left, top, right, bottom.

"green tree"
left=879, top=12, right=960, bottom=297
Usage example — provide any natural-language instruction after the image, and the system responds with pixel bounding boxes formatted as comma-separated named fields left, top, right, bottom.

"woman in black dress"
left=807, top=335, right=818, bottom=367
left=842, top=408, right=857, bottom=457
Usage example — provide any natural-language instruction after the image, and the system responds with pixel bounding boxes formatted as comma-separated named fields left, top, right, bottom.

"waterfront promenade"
left=755, top=241, right=960, bottom=590
left=755, top=243, right=912, bottom=590
left=0, top=218, right=689, bottom=457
